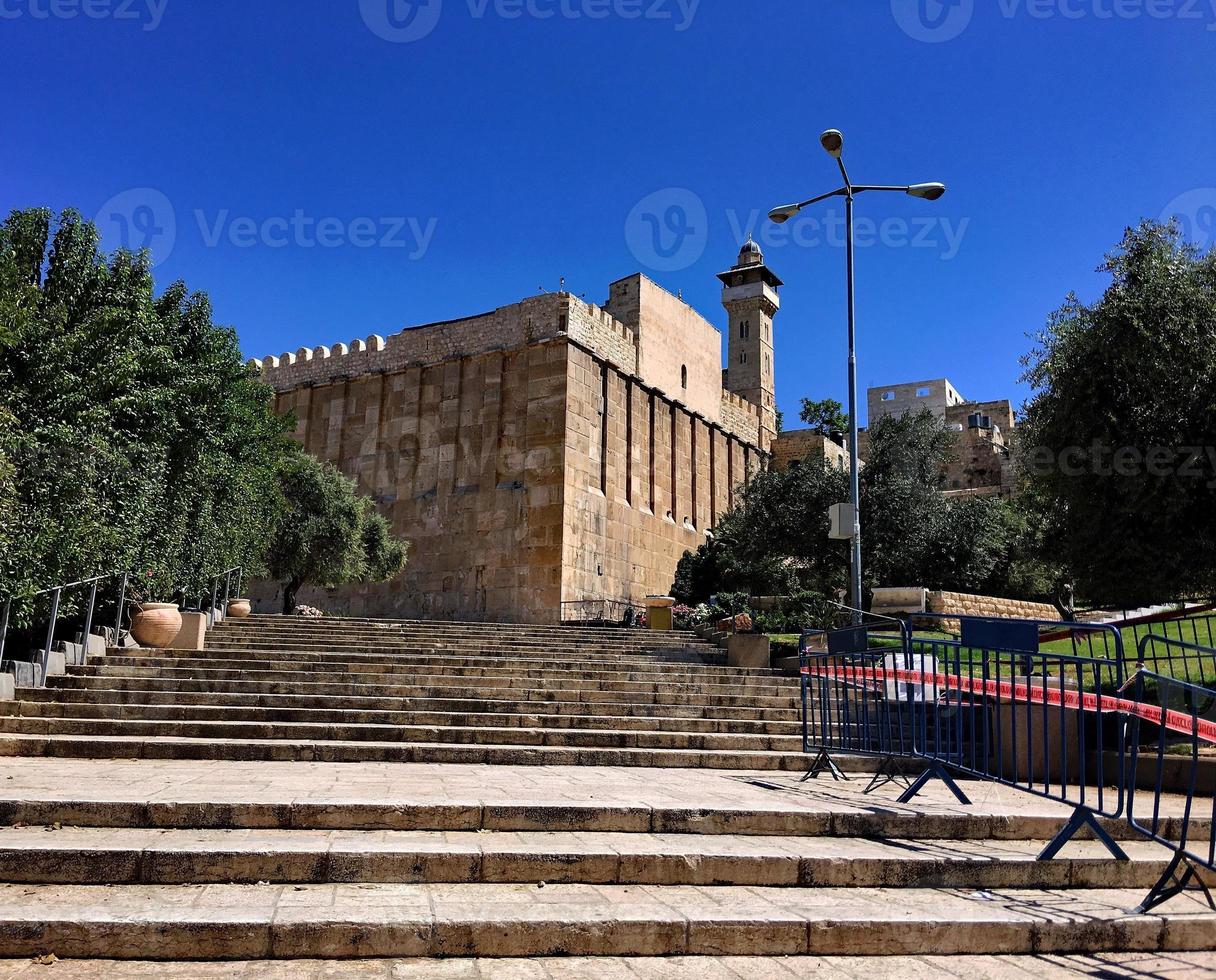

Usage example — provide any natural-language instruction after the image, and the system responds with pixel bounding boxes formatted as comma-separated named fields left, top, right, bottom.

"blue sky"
left=2, top=0, right=1214, bottom=425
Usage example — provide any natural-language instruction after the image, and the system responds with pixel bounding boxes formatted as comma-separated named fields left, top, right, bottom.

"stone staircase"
left=0, top=614, right=813, bottom=769
left=0, top=615, right=1210, bottom=967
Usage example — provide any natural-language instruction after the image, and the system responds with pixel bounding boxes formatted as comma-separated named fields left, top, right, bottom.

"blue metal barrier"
left=798, top=605, right=914, bottom=791
left=1134, top=633, right=1216, bottom=689
left=1125, top=662, right=1216, bottom=913
left=796, top=608, right=1216, bottom=905
left=900, top=630, right=1130, bottom=859
left=1125, top=611, right=1216, bottom=653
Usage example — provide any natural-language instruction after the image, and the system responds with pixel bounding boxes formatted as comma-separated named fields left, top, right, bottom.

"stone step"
left=0, top=882, right=1208, bottom=959
left=208, top=625, right=719, bottom=646
left=9, top=700, right=803, bottom=735
left=211, top=622, right=712, bottom=643
left=206, top=640, right=730, bottom=667
left=71, top=664, right=798, bottom=699
left=15, top=687, right=800, bottom=722
left=0, top=758, right=1163, bottom=841
left=211, top=632, right=719, bottom=652
left=48, top=675, right=799, bottom=710
left=0, top=716, right=805, bottom=753
left=0, top=732, right=810, bottom=769
left=96, top=653, right=790, bottom=688
left=227, top=616, right=702, bottom=639
left=4, top=953, right=1212, bottom=978
left=0, top=826, right=1184, bottom=889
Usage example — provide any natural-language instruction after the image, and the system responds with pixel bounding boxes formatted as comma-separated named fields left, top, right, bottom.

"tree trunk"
left=282, top=579, right=302, bottom=615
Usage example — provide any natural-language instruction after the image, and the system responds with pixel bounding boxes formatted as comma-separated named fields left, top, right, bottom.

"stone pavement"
left=0, top=954, right=1214, bottom=978
left=0, top=757, right=1177, bottom=835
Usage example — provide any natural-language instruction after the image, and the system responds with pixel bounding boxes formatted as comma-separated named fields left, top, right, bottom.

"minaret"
left=718, top=240, right=781, bottom=448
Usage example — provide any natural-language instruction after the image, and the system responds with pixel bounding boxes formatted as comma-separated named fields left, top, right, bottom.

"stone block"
left=1, top=660, right=39, bottom=687
left=871, top=587, right=927, bottom=615
left=727, top=634, right=770, bottom=669
left=168, top=613, right=208, bottom=651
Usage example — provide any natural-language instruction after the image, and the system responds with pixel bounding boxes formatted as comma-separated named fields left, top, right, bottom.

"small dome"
left=738, top=239, right=764, bottom=266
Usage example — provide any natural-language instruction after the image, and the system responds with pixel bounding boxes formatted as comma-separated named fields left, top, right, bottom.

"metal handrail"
left=560, top=598, right=647, bottom=628
left=1, top=565, right=244, bottom=687
left=203, top=567, right=244, bottom=628
left=0, top=572, right=129, bottom=686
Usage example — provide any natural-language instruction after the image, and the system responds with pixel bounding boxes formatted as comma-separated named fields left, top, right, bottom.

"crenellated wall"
left=250, top=281, right=769, bottom=623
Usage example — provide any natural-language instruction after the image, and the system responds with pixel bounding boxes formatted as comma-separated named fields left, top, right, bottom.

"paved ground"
left=1, top=953, right=1214, bottom=978
left=0, top=757, right=1156, bottom=826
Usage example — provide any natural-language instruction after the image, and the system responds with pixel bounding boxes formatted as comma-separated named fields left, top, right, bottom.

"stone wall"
left=770, top=428, right=849, bottom=474
left=869, top=378, right=966, bottom=424
left=927, top=590, right=1060, bottom=627
left=267, top=338, right=568, bottom=624
left=561, top=342, right=759, bottom=613
left=719, top=391, right=762, bottom=448
left=250, top=268, right=770, bottom=623
left=605, top=275, right=728, bottom=427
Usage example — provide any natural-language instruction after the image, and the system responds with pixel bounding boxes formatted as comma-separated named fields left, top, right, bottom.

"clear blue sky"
left=3, top=1, right=1214, bottom=425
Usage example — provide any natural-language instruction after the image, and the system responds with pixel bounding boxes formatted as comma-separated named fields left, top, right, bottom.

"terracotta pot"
left=130, top=602, right=182, bottom=648
left=226, top=599, right=251, bottom=620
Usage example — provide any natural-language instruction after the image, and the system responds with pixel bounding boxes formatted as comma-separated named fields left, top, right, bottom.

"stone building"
left=250, top=243, right=781, bottom=624
left=868, top=378, right=1016, bottom=496
left=770, top=429, right=850, bottom=475
left=775, top=378, right=1016, bottom=497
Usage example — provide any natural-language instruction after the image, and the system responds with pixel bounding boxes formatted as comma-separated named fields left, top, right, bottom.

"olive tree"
left=264, top=453, right=409, bottom=613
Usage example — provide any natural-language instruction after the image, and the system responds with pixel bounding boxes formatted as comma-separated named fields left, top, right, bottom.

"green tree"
left=672, top=454, right=850, bottom=603
left=265, top=453, right=409, bottom=613
left=858, top=409, right=954, bottom=590
left=1019, top=220, right=1216, bottom=605
left=0, top=208, right=293, bottom=616
left=799, top=397, right=848, bottom=435
left=672, top=407, right=1040, bottom=606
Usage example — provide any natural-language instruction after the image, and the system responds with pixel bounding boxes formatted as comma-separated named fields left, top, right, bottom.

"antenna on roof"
left=560, top=276, right=566, bottom=292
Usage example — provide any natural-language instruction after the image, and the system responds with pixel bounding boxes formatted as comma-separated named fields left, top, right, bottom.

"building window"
left=882, top=391, right=895, bottom=401
left=740, top=320, right=751, bottom=340
left=916, top=387, right=931, bottom=397
left=680, top=365, right=687, bottom=389
left=740, top=351, right=748, bottom=365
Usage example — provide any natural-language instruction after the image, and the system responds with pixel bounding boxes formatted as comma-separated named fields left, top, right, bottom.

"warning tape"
left=801, top=662, right=1216, bottom=744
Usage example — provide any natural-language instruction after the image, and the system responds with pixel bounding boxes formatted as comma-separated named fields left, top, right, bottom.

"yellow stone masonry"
left=249, top=247, right=780, bottom=623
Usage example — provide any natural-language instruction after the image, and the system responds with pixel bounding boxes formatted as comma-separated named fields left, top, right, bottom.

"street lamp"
left=769, top=130, right=946, bottom=616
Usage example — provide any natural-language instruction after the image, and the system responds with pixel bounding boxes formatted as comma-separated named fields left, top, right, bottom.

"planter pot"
left=130, top=603, right=182, bottom=649
left=226, top=599, right=252, bottom=620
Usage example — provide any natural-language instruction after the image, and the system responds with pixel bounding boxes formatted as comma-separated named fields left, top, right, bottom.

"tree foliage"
left=798, top=397, right=848, bottom=435
left=265, top=453, right=409, bottom=613
left=673, top=408, right=1037, bottom=606
left=1018, top=220, right=1216, bottom=605
left=0, top=208, right=293, bottom=616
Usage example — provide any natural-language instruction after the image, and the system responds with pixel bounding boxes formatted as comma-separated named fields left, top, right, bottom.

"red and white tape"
left=801, top=662, right=1216, bottom=744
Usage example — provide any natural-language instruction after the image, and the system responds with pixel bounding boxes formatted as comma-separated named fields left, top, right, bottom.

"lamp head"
left=819, top=129, right=844, bottom=159
left=768, top=204, right=801, bottom=225
left=907, top=182, right=947, bottom=201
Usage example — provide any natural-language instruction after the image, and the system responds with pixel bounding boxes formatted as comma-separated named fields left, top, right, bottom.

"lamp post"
left=769, top=130, right=945, bottom=615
